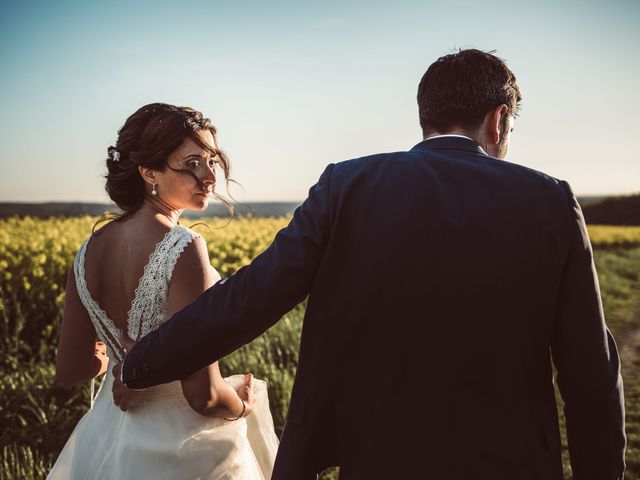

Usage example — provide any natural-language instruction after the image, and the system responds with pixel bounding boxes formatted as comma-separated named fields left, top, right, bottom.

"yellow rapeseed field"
left=0, top=216, right=288, bottom=304
left=1, top=216, right=638, bottom=298
left=1, top=215, right=637, bottom=335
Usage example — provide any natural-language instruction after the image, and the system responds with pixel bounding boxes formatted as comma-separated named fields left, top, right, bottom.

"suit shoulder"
left=500, top=159, right=571, bottom=198
left=329, top=150, right=407, bottom=176
left=500, top=158, right=562, bottom=185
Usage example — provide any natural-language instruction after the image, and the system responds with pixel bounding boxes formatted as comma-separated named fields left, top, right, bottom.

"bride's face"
left=153, top=129, right=218, bottom=211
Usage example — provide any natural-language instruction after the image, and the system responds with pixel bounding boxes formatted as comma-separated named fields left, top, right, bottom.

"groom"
left=121, top=49, right=626, bottom=479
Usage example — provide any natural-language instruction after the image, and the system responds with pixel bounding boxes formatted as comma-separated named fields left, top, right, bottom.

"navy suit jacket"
left=123, top=137, right=625, bottom=479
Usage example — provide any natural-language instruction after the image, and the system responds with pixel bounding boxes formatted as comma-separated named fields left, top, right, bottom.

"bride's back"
left=55, top=102, right=227, bottom=384
left=83, top=218, right=173, bottom=334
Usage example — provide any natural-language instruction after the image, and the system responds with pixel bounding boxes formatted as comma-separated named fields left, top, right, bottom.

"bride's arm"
left=56, top=268, right=109, bottom=389
left=168, top=236, right=254, bottom=418
left=180, top=363, right=254, bottom=418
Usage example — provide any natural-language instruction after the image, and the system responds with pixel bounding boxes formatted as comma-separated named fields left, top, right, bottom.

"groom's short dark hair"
left=417, top=49, right=522, bottom=133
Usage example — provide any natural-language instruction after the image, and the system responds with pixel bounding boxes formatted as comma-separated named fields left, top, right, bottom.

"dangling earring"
left=152, top=183, right=157, bottom=196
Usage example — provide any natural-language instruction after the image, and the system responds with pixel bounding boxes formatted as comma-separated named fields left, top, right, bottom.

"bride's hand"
left=94, top=341, right=109, bottom=376
left=95, top=341, right=107, bottom=356
left=236, top=373, right=256, bottom=418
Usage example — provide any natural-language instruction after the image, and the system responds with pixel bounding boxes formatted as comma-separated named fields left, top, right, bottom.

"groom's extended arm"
left=551, top=182, right=626, bottom=479
left=122, top=164, right=335, bottom=389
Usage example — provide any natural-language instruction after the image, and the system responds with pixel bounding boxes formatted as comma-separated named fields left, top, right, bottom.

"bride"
left=48, top=103, right=278, bottom=479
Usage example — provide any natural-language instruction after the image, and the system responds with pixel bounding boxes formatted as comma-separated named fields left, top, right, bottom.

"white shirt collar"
left=424, top=134, right=474, bottom=141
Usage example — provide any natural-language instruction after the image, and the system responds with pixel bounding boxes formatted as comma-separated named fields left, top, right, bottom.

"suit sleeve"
left=551, top=181, right=626, bottom=479
left=122, top=164, right=335, bottom=389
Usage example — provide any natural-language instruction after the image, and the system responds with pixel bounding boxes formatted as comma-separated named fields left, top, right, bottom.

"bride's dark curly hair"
left=97, top=103, right=233, bottom=230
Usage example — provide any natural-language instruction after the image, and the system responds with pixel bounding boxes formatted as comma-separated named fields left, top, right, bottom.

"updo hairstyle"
left=104, top=103, right=232, bottom=219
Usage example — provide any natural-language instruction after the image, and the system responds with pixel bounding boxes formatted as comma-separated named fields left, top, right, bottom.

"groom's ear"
left=483, top=104, right=509, bottom=145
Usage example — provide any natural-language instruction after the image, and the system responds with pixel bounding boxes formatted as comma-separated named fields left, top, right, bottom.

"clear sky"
left=1, top=0, right=638, bottom=203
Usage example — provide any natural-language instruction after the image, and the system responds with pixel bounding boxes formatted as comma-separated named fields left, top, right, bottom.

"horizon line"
left=1, top=192, right=639, bottom=205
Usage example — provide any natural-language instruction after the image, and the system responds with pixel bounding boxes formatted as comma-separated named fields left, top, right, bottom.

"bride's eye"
left=208, top=158, right=217, bottom=168
left=187, top=159, right=200, bottom=168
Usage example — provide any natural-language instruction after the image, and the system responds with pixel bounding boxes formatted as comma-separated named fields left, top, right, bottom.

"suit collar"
left=410, top=136, right=487, bottom=155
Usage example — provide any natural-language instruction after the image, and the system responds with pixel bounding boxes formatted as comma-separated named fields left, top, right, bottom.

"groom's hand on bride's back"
left=112, top=335, right=141, bottom=412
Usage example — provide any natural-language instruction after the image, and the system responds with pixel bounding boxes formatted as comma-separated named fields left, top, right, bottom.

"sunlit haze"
left=1, top=0, right=638, bottom=203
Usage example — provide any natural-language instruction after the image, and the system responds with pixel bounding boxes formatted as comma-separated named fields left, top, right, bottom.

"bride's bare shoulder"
left=171, top=232, right=212, bottom=278
left=167, top=232, right=218, bottom=312
left=88, top=218, right=172, bottom=252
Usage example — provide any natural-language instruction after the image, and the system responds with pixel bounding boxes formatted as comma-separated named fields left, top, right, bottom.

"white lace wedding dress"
left=48, top=225, right=279, bottom=480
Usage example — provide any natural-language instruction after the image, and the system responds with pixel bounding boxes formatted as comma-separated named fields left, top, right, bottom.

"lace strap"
left=127, top=226, right=201, bottom=340
left=164, top=227, right=201, bottom=285
left=73, top=239, right=126, bottom=362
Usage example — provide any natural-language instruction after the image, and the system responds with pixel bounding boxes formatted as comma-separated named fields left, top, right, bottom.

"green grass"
left=594, top=248, right=640, bottom=478
left=553, top=247, right=640, bottom=479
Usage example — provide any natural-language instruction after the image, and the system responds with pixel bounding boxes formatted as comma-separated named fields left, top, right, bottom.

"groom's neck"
left=422, top=126, right=480, bottom=142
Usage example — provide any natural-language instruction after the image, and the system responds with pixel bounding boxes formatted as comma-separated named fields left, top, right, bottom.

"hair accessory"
left=108, top=146, right=121, bottom=163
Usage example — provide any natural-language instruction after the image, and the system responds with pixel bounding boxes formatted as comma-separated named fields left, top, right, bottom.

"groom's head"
left=417, top=49, right=522, bottom=159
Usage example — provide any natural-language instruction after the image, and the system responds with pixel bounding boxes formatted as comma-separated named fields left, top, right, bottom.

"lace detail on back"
left=74, top=239, right=126, bottom=362
left=127, top=226, right=200, bottom=341
left=73, top=225, right=200, bottom=363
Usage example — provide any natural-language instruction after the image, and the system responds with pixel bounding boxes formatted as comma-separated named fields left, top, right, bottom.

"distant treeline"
left=0, top=202, right=300, bottom=219
left=0, top=195, right=638, bottom=224
left=581, top=194, right=640, bottom=226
